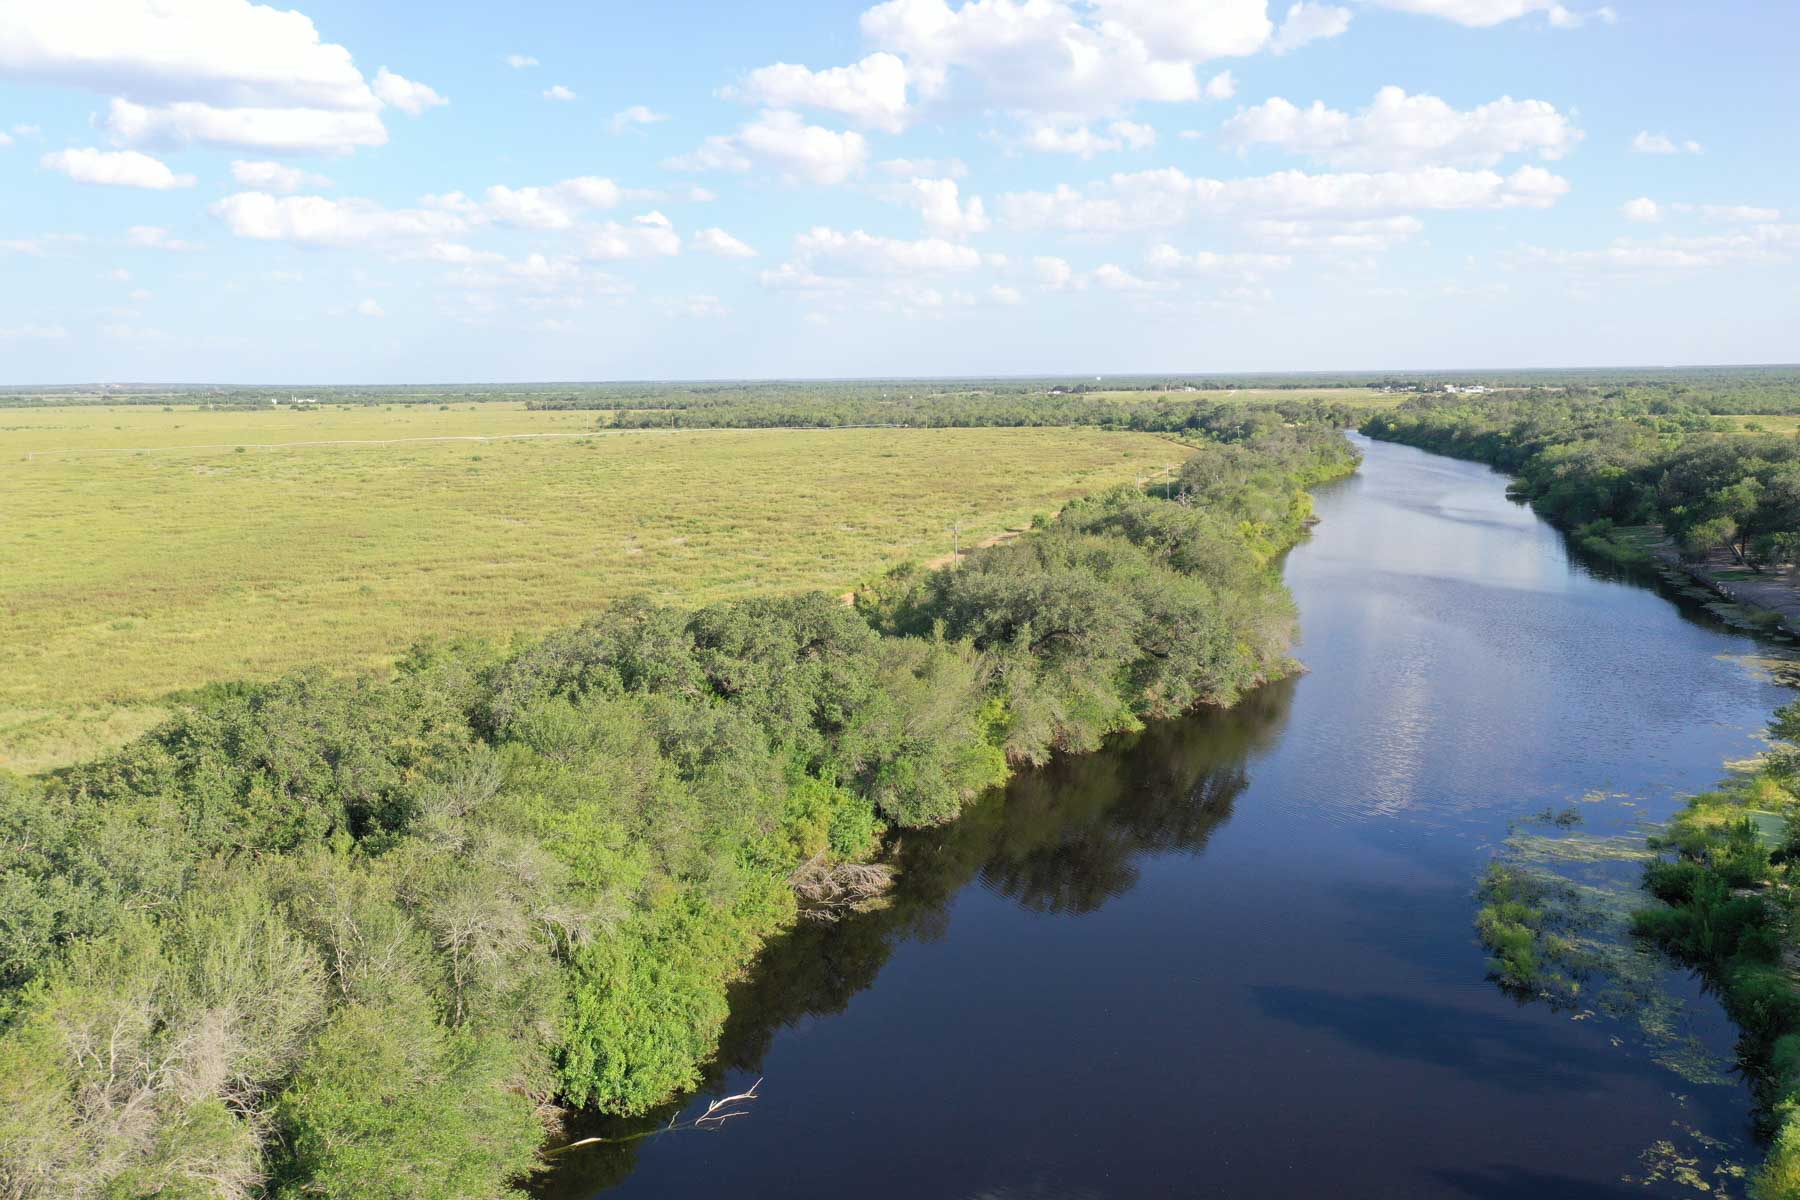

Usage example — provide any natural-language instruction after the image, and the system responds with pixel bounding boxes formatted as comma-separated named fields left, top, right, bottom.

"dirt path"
left=1649, top=533, right=1800, bottom=633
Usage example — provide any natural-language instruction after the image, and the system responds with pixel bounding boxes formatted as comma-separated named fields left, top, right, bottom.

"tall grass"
left=0, top=406, right=1181, bottom=771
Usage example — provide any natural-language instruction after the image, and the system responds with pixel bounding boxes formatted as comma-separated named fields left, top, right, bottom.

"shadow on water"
left=534, top=678, right=1297, bottom=1197
left=1432, top=1166, right=1652, bottom=1200
left=1249, top=984, right=1632, bottom=1095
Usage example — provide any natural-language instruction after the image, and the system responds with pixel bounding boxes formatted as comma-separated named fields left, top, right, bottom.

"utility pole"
left=952, top=521, right=960, bottom=561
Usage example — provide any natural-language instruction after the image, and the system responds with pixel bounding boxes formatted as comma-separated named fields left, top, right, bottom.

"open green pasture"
left=0, top=405, right=1181, bottom=771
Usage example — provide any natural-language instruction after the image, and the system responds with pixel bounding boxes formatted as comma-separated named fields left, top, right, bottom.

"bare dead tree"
left=543, top=1080, right=763, bottom=1158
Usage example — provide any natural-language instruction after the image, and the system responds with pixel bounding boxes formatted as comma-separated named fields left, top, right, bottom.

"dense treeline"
left=7, top=367, right=1796, bottom=413
left=1634, top=703, right=1800, bottom=1199
left=548, top=678, right=1297, bottom=1194
left=0, top=417, right=1357, bottom=1198
left=1364, top=393, right=1800, bottom=568
left=603, top=393, right=1366, bottom=434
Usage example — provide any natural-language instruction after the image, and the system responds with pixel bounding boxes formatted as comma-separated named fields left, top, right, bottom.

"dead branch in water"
left=789, top=858, right=895, bottom=919
left=543, top=1079, right=762, bottom=1157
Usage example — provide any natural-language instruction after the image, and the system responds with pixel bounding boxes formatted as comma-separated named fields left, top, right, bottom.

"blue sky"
left=1, top=0, right=1794, bottom=382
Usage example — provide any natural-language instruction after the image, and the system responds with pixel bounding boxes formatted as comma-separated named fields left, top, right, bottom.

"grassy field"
left=1724, top=414, right=1800, bottom=435
left=1, top=405, right=1185, bottom=772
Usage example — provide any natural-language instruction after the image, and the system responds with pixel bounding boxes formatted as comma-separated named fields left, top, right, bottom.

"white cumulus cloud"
left=425, top=176, right=624, bottom=230
left=692, top=227, right=758, bottom=258
left=764, top=226, right=984, bottom=288
left=1000, top=164, right=1569, bottom=232
left=665, top=110, right=868, bottom=185
left=1268, top=2, right=1352, bottom=53
left=1, top=2, right=437, bottom=155
left=888, top=176, right=991, bottom=235
left=372, top=67, right=447, bottom=116
left=861, top=0, right=1278, bottom=118
left=105, top=97, right=387, bottom=154
left=727, top=52, right=910, bottom=133
left=212, top=191, right=471, bottom=246
left=1364, top=0, right=1603, bottom=27
left=1221, top=86, right=1581, bottom=168
left=609, top=105, right=669, bottom=133
left=1631, top=130, right=1703, bottom=155
left=42, top=146, right=194, bottom=188
left=1621, top=197, right=1660, bottom=222
left=542, top=84, right=578, bottom=102
left=0, top=0, right=376, bottom=109
left=584, top=212, right=682, bottom=260
left=1019, top=120, right=1157, bottom=158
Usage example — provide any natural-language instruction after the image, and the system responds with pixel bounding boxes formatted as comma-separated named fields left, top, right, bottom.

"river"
left=542, top=435, right=1796, bottom=1199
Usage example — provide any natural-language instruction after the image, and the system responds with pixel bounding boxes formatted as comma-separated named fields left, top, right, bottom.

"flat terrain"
left=1, top=405, right=1182, bottom=772
left=1723, top=414, right=1800, bottom=434
left=1081, top=387, right=1404, bottom=408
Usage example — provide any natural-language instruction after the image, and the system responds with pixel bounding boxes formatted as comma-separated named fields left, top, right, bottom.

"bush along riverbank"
left=1633, top=702, right=1800, bottom=1200
left=0, top=415, right=1357, bottom=1199
left=1361, top=393, right=1800, bottom=631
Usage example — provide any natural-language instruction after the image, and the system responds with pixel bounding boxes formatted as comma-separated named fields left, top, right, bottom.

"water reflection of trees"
left=537, top=678, right=1295, bottom=1197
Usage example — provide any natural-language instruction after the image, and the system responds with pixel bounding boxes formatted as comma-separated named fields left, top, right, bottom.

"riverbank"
left=547, top=433, right=1782, bottom=1200
left=1651, top=537, right=1800, bottom=635
left=0, top=417, right=1361, bottom=1200
left=1634, top=719, right=1800, bottom=1200
left=1581, top=519, right=1800, bottom=635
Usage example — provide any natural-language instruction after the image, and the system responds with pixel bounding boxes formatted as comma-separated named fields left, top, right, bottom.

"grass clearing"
left=1, top=406, right=1183, bottom=772
left=1725, top=414, right=1800, bottom=435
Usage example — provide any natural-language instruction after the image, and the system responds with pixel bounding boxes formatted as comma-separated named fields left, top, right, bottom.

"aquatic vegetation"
left=1633, top=700, right=1800, bottom=1198
left=1624, top=1125, right=1749, bottom=1195
left=1475, top=827, right=1734, bottom=1089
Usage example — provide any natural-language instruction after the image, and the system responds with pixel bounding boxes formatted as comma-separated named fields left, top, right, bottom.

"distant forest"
left=6, top=364, right=1800, bottom=415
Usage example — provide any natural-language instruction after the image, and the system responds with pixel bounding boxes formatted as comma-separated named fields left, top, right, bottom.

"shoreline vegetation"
left=1363, top=389, right=1800, bottom=1198
left=0, top=409, right=1359, bottom=1199
left=1633, top=711, right=1800, bottom=1200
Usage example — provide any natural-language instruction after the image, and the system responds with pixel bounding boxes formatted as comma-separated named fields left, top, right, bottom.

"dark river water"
left=543, top=436, right=1797, bottom=1199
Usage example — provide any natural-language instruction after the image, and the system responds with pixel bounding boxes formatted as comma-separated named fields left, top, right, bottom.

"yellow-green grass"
left=1081, top=387, right=1403, bottom=408
left=1724, top=414, right=1800, bottom=435
left=1, top=406, right=1184, bottom=773
left=0, top=401, right=603, bottom=452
